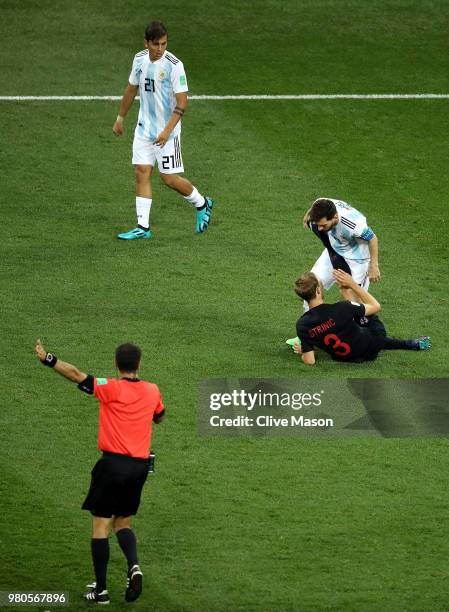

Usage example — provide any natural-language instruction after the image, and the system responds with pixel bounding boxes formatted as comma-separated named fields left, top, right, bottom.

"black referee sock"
left=91, top=538, right=109, bottom=592
left=116, top=527, right=139, bottom=570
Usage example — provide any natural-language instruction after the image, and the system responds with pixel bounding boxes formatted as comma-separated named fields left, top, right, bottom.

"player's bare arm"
left=35, top=339, right=87, bottom=383
left=292, top=340, right=315, bottom=365
left=302, top=208, right=312, bottom=229
left=339, top=282, right=363, bottom=303
left=113, top=84, right=139, bottom=136
left=332, top=270, right=381, bottom=316
left=339, top=285, right=353, bottom=300
left=154, top=92, right=188, bottom=146
left=367, top=234, right=381, bottom=282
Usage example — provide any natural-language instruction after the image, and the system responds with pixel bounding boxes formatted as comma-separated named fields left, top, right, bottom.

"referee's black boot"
left=125, top=564, right=143, bottom=602
left=83, top=587, right=110, bottom=605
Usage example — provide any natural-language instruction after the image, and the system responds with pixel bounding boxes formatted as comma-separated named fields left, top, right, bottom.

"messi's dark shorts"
left=82, top=452, right=149, bottom=518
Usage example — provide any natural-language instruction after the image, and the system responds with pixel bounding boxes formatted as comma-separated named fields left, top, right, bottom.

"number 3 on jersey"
left=324, top=333, right=351, bottom=357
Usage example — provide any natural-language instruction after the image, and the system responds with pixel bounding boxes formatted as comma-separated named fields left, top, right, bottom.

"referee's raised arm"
left=35, top=338, right=88, bottom=383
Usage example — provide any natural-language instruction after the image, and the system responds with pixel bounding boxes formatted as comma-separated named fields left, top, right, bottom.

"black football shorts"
left=361, top=315, right=387, bottom=360
left=82, top=452, right=149, bottom=518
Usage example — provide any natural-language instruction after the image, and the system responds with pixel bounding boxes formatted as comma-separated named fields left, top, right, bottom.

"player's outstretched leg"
left=383, top=336, right=431, bottom=351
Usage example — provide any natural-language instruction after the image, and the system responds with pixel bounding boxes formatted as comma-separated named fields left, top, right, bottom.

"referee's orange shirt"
left=93, top=378, right=164, bottom=459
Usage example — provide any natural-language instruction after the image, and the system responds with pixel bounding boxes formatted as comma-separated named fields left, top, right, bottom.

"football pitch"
left=2, top=1, right=449, bottom=610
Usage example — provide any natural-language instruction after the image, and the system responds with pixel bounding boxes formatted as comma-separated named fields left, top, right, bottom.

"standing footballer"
left=113, top=21, right=214, bottom=239
left=35, top=340, right=164, bottom=604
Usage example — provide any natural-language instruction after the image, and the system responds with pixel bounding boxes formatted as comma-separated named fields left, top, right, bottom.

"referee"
left=35, top=340, right=165, bottom=605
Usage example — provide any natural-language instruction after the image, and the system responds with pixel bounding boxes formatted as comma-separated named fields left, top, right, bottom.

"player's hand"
left=303, top=209, right=311, bottom=229
left=35, top=338, right=47, bottom=361
left=293, top=342, right=302, bottom=355
left=333, top=269, right=356, bottom=289
left=154, top=129, right=170, bottom=147
left=368, top=264, right=381, bottom=282
left=112, top=117, right=124, bottom=136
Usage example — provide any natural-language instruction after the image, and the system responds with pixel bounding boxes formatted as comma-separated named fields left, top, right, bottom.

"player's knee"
left=135, top=165, right=151, bottom=183
left=113, top=516, right=131, bottom=532
left=92, top=517, right=111, bottom=538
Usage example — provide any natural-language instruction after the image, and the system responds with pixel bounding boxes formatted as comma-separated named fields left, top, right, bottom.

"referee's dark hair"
left=115, top=343, right=142, bottom=372
left=145, top=21, right=167, bottom=41
left=309, top=198, right=337, bottom=223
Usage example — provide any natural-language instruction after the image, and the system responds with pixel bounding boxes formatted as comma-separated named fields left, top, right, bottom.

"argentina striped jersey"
left=129, top=49, right=188, bottom=142
left=327, top=199, right=374, bottom=261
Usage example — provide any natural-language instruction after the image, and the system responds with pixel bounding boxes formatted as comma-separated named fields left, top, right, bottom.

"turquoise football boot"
left=417, top=336, right=431, bottom=350
left=117, top=227, right=152, bottom=240
left=195, top=197, right=214, bottom=233
left=410, top=336, right=432, bottom=350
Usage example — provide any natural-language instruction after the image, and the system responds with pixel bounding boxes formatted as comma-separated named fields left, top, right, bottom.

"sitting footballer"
left=292, top=268, right=430, bottom=365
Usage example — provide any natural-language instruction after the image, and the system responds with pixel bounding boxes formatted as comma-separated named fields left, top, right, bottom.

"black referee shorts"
left=82, top=452, right=149, bottom=518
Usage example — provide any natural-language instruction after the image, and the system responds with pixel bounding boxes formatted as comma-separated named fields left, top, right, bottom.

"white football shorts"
left=311, top=248, right=370, bottom=290
left=132, top=131, right=184, bottom=174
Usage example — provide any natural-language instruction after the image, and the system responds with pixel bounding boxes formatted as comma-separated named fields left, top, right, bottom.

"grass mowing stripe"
left=1, top=94, right=449, bottom=101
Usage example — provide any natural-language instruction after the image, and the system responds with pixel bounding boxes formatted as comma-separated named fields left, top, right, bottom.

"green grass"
left=2, top=1, right=449, bottom=610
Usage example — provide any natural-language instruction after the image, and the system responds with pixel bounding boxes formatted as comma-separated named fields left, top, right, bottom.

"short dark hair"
left=294, top=272, right=321, bottom=302
left=145, top=21, right=167, bottom=41
left=309, top=198, right=337, bottom=223
left=115, top=343, right=142, bottom=372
